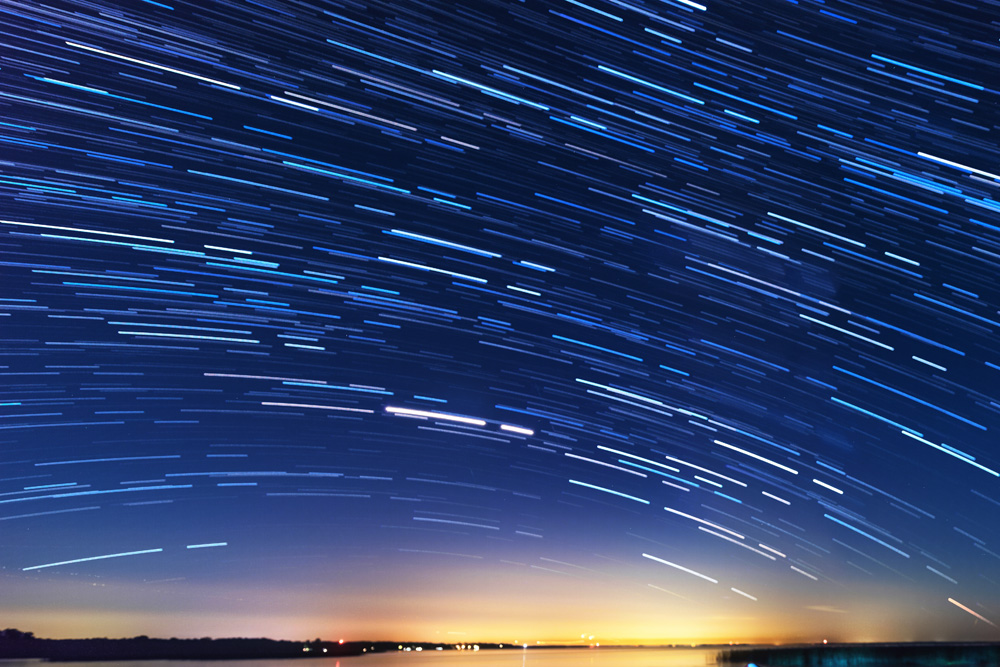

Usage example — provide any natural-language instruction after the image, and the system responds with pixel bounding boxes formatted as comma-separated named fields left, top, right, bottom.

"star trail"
left=3, top=0, right=1000, bottom=644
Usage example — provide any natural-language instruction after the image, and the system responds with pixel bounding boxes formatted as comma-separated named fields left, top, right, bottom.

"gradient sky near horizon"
left=3, top=0, right=1000, bottom=645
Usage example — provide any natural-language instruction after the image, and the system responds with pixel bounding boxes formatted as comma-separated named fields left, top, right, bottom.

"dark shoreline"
left=0, top=633, right=576, bottom=662
left=5, top=633, right=1000, bottom=664
left=0, top=634, right=368, bottom=662
left=719, top=642, right=1000, bottom=666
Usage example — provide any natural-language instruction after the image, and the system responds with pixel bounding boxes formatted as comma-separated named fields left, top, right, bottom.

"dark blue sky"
left=2, top=0, right=999, bottom=643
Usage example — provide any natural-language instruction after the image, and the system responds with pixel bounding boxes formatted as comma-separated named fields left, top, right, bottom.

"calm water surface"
left=2, top=648, right=724, bottom=667
left=335, top=648, right=722, bottom=667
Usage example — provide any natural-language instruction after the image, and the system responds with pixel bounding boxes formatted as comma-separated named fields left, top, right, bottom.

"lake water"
left=335, top=648, right=724, bottom=667
left=0, top=648, right=727, bottom=667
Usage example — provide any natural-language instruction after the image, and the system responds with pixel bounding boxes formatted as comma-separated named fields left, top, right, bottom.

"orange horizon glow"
left=7, top=603, right=993, bottom=647
left=6, top=545, right=996, bottom=646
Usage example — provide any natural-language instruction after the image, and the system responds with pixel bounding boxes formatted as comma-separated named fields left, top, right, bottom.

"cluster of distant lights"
left=302, top=639, right=345, bottom=653
left=395, top=645, right=478, bottom=652
left=301, top=641, right=573, bottom=653
left=390, top=642, right=561, bottom=651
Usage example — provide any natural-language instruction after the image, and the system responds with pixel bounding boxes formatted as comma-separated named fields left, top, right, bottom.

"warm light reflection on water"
left=334, top=648, right=721, bottom=667
left=3, top=649, right=723, bottom=667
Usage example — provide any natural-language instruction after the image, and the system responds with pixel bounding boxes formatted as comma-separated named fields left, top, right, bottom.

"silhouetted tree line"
left=0, top=630, right=366, bottom=661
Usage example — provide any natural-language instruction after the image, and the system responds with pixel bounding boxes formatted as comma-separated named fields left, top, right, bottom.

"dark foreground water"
left=0, top=648, right=721, bottom=667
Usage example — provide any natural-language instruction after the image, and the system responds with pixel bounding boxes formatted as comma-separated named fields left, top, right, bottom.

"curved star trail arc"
left=2, top=0, right=1000, bottom=643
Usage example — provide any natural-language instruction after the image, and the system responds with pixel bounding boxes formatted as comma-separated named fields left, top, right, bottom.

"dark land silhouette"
left=0, top=629, right=525, bottom=661
left=0, top=629, right=369, bottom=661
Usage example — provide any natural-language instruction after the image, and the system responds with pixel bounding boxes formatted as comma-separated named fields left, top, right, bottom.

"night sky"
left=3, top=0, right=1000, bottom=646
